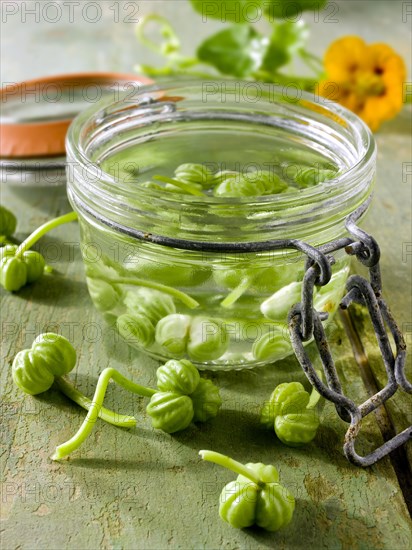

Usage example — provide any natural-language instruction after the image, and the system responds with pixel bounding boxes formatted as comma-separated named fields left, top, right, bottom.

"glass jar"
left=66, top=80, right=376, bottom=370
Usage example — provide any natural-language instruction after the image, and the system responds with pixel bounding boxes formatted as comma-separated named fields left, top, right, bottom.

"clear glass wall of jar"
left=66, top=80, right=376, bottom=370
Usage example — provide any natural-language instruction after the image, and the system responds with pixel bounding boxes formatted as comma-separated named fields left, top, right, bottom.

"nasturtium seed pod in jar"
left=66, top=80, right=375, bottom=370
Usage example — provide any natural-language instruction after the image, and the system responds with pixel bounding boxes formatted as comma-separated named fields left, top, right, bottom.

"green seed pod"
left=214, top=173, right=266, bottom=197
left=116, top=313, right=155, bottom=348
left=237, top=462, right=279, bottom=484
left=254, top=483, right=295, bottom=531
left=164, top=182, right=203, bottom=194
left=0, top=244, right=17, bottom=258
left=140, top=181, right=165, bottom=192
left=214, top=264, right=297, bottom=294
left=256, top=171, right=289, bottom=195
left=124, top=288, right=176, bottom=325
left=22, top=250, right=45, bottom=283
left=294, top=167, right=337, bottom=188
left=252, top=329, right=292, bottom=362
left=156, top=359, right=200, bottom=395
left=155, top=314, right=191, bottom=355
left=187, top=317, right=229, bottom=362
left=260, top=281, right=303, bottom=322
left=174, top=163, right=216, bottom=188
left=213, top=267, right=246, bottom=289
left=260, top=382, right=320, bottom=446
left=83, top=252, right=126, bottom=279
left=314, top=267, right=349, bottom=315
left=219, top=480, right=258, bottom=528
left=0, top=255, right=27, bottom=291
left=190, top=378, right=222, bottom=422
left=146, top=391, right=194, bottom=433
left=123, top=257, right=210, bottom=287
left=275, top=410, right=320, bottom=447
left=12, top=333, right=77, bottom=395
left=87, top=277, right=121, bottom=312
left=219, top=464, right=295, bottom=531
left=0, top=205, right=17, bottom=237
left=261, top=382, right=309, bottom=429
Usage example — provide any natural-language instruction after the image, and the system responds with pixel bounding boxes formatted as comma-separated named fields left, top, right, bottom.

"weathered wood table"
left=1, top=1, right=411, bottom=548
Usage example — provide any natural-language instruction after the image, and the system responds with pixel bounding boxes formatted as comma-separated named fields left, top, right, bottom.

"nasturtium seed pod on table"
left=261, top=382, right=320, bottom=446
left=190, top=378, right=222, bottom=422
left=155, top=314, right=191, bottom=355
left=156, top=358, right=200, bottom=395
left=187, top=317, right=229, bottom=362
left=200, top=451, right=295, bottom=532
left=0, top=245, right=46, bottom=291
left=12, top=333, right=77, bottom=395
left=116, top=312, right=155, bottom=348
left=146, top=391, right=194, bottom=433
left=0, top=205, right=17, bottom=238
left=148, top=359, right=222, bottom=430
left=220, top=475, right=295, bottom=531
left=0, top=254, right=27, bottom=291
left=22, top=250, right=46, bottom=283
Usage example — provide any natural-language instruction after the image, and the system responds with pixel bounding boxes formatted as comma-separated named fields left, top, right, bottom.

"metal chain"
left=288, top=199, right=411, bottom=467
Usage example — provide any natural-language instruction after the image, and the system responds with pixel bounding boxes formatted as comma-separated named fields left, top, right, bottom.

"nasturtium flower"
left=319, top=36, right=406, bottom=131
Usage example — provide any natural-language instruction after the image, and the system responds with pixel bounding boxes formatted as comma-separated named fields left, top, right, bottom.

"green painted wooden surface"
left=1, top=1, right=411, bottom=549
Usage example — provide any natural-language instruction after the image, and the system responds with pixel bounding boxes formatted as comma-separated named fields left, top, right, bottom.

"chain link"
left=288, top=199, right=411, bottom=467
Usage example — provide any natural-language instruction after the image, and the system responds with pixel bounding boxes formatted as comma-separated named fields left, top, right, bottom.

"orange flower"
left=318, top=36, right=406, bottom=131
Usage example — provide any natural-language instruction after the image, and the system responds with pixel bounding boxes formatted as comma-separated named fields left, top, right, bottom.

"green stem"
left=136, top=14, right=180, bottom=56
left=105, top=277, right=199, bottom=309
left=299, top=50, right=324, bottom=76
left=15, top=211, right=78, bottom=258
left=199, top=450, right=262, bottom=486
left=51, top=368, right=156, bottom=461
left=135, top=63, right=217, bottom=80
left=54, top=376, right=136, bottom=428
left=153, top=175, right=205, bottom=196
left=252, top=70, right=319, bottom=92
left=220, top=277, right=253, bottom=309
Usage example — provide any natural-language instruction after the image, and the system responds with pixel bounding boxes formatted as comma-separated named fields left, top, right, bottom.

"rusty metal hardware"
left=288, top=198, right=411, bottom=467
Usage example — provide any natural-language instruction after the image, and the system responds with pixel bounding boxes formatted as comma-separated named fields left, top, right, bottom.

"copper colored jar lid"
left=0, top=72, right=153, bottom=159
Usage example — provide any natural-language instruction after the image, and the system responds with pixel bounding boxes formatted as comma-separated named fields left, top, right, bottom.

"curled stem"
left=52, top=368, right=155, bottom=461
left=136, top=14, right=180, bottom=56
left=199, top=450, right=262, bottom=486
left=15, top=211, right=78, bottom=258
left=54, top=376, right=136, bottom=428
left=105, top=277, right=199, bottom=309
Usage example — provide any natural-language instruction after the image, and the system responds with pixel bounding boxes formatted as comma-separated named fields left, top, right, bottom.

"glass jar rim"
left=66, top=79, right=376, bottom=246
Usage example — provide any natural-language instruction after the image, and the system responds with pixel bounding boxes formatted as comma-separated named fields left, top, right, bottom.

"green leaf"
left=261, top=20, right=309, bottom=72
left=197, top=25, right=268, bottom=77
left=189, top=0, right=263, bottom=24
left=264, top=0, right=328, bottom=20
